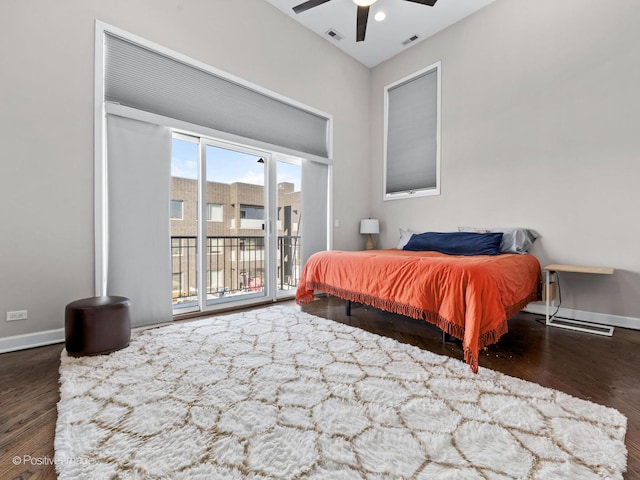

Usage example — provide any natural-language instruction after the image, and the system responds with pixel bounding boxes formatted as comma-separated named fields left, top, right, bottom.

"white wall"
left=370, top=0, right=640, bottom=321
left=0, top=0, right=371, bottom=341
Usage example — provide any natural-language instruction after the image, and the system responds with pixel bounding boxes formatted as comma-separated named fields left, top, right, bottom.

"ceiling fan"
left=292, top=0, right=438, bottom=42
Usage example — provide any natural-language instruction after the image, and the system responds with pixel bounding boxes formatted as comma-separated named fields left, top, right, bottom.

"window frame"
left=170, top=199, right=184, bottom=220
left=240, top=204, right=265, bottom=220
left=383, top=61, right=441, bottom=201
left=94, top=21, right=333, bottom=305
left=206, top=203, right=223, bottom=222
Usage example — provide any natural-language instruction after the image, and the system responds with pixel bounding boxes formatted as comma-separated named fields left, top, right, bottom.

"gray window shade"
left=106, top=114, right=173, bottom=326
left=385, top=66, right=439, bottom=196
left=301, top=159, right=329, bottom=264
left=104, top=33, right=329, bottom=158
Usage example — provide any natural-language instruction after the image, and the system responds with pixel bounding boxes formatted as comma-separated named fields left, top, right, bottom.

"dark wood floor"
left=2, top=296, right=639, bottom=479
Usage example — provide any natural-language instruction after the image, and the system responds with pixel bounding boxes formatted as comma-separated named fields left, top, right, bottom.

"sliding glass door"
left=170, top=135, right=199, bottom=311
left=204, top=142, right=267, bottom=307
left=276, top=160, right=302, bottom=296
left=171, top=134, right=302, bottom=315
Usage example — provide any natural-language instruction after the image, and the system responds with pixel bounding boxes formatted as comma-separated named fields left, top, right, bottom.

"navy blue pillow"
left=403, top=232, right=504, bottom=256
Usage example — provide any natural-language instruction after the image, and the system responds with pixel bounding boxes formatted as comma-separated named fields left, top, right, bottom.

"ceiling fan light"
left=353, top=0, right=376, bottom=6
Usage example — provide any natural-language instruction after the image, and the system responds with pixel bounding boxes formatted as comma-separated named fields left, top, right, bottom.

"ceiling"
left=265, top=0, right=498, bottom=68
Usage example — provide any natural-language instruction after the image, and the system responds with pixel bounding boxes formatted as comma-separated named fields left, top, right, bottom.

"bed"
left=296, top=246, right=541, bottom=373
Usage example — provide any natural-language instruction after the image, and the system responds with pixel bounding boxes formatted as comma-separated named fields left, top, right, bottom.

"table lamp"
left=360, top=219, right=380, bottom=250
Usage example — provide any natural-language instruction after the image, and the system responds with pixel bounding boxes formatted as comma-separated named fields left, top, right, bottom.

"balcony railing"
left=171, top=235, right=301, bottom=307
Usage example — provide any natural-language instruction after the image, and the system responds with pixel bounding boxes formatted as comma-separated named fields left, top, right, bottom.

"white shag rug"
left=55, top=305, right=627, bottom=479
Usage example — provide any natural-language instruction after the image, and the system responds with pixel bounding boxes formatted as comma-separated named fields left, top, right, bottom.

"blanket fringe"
left=504, top=285, right=542, bottom=320
left=464, top=348, right=479, bottom=374
left=478, top=321, right=510, bottom=350
left=300, top=281, right=466, bottom=341
left=296, top=291, right=316, bottom=306
left=476, top=285, right=540, bottom=358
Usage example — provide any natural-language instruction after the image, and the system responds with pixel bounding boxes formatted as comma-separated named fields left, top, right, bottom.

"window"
left=97, top=24, right=331, bottom=322
left=206, top=203, right=223, bottom=222
left=384, top=62, right=441, bottom=200
left=240, top=205, right=264, bottom=220
left=172, top=273, right=182, bottom=294
left=170, top=200, right=183, bottom=219
left=171, top=237, right=181, bottom=256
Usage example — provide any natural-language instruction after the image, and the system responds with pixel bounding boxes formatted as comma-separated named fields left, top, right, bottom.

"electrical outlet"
left=6, top=310, right=27, bottom=321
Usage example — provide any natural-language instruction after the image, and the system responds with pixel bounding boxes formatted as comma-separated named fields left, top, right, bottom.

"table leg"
left=545, top=269, right=552, bottom=325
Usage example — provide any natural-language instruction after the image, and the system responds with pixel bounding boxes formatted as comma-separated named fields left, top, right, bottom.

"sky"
left=171, top=137, right=301, bottom=191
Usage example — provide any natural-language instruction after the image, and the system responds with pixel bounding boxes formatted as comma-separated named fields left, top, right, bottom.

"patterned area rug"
left=55, top=305, right=627, bottom=479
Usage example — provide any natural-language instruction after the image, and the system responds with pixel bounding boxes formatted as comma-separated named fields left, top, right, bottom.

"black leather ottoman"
left=65, top=296, right=131, bottom=356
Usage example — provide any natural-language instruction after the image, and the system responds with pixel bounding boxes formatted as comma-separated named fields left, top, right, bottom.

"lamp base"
left=365, top=234, right=375, bottom=250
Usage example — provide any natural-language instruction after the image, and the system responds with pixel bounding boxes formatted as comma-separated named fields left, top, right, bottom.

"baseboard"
left=0, top=328, right=65, bottom=354
left=2, top=305, right=638, bottom=353
left=0, top=324, right=156, bottom=354
left=524, top=304, right=640, bottom=331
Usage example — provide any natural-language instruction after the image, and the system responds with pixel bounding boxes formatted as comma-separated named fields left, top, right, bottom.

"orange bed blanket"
left=296, top=249, right=541, bottom=373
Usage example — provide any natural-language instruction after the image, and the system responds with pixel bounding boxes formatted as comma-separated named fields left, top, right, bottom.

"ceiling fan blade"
left=293, top=0, right=332, bottom=14
left=356, top=5, right=370, bottom=42
left=404, top=0, right=438, bottom=6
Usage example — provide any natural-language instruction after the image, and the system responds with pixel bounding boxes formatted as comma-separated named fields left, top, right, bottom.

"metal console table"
left=544, top=264, right=615, bottom=336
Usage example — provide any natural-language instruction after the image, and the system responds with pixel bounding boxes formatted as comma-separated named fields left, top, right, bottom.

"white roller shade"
left=301, top=159, right=329, bottom=264
left=385, top=63, right=440, bottom=198
left=104, top=33, right=329, bottom=159
left=106, top=114, right=173, bottom=326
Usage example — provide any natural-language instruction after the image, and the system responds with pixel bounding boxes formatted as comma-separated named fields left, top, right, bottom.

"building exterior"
left=170, top=177, right=301, bottom=306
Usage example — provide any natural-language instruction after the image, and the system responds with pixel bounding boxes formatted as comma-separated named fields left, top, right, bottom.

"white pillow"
left=458, top=227, right=539, bottom=254
left=396, top=228, right=417, bottom=249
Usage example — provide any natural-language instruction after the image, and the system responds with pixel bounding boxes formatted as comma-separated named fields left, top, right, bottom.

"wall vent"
left=325, top=29, right=343, bottom=41
left=401, top=35, right=419, bottom=46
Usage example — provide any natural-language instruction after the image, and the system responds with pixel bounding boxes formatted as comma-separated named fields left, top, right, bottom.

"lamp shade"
left=360, top=219, right=380, bottom=234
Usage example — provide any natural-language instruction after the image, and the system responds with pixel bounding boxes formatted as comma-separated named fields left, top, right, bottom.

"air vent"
left=401, top=35, right=419, bottom=46
left=325, top=29, right=344, bottom=41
